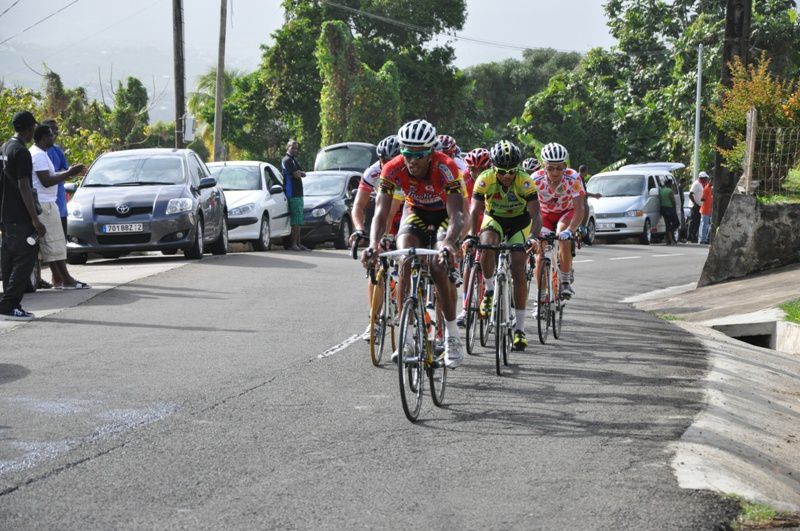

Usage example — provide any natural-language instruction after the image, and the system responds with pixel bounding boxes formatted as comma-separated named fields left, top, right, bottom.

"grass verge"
left=779, top=298, right=800, bottom=324
left=726, top=494, right=800, bottom=530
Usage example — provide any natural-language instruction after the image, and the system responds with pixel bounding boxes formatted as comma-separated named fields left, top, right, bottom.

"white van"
left=586, top=162, right=685, bottom=245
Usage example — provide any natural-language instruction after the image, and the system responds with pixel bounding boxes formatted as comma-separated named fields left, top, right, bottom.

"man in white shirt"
left=687, top=171, right=706, bottom=243
left=30, top=125, right=87, bottom=289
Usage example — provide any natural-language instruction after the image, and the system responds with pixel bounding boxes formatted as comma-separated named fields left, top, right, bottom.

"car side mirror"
left=648, top=188, right=658, bottom=196
left=199, top=176, right=217, bottom=190
left=269, top=184, right=284, bottom=195
left=64, top=182, right=77, bottom=193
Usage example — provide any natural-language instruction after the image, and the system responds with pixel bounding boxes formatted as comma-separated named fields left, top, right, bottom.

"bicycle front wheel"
left=537, top=262, right=551, bottom=344
left=495, top=279, right=506, bottom=376
left=397, top=299, right=424, bottom=422
left=553, top=287, right=564, bottom=340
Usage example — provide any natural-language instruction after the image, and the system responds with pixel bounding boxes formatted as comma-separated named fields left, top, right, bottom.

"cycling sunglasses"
left=496, top=166, right=519, bottom=175
left=401, top=149, right=432, bottom=160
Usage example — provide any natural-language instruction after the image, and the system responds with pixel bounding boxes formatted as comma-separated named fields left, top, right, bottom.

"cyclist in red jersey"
left=364, top=119, right=466, bottom=369
left=531, top=142, right=585, bottom=299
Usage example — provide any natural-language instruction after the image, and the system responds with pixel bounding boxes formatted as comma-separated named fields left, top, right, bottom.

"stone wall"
left=699, top=194, right=800, bottom=286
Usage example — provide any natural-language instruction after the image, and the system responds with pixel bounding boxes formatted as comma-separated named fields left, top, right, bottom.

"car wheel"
left=334, top=216, right=352, bottom=250
left=640, top=218, right=652, bottom=245
left=585, top=218, right=596, bottom=246
left=253, top=216, right=271, bottom=252
left=184, top=217, right=204, bottom=259
left=209, top=216, right=228, bottom=255
left=161, top=249, right=178, bottom=256
left=67, top=253, right=88, bottom=265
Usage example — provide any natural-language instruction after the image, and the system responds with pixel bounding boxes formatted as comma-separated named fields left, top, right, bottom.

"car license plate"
left=103, top=223, right=144, bottom=233
left=598, top=223, right=615, bottom=230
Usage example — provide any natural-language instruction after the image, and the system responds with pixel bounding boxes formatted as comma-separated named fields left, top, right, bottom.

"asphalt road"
left=0, top=242, right=740, bottom=529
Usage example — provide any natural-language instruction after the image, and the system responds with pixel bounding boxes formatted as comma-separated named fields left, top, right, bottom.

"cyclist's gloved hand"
left=525, top=237, right=540, bottom=253
left=461, top=235, right=478, bottom=252
left=361, top=247, right=377, bottom=269
left=349, top=229, right=365, bottom=246
left=558, top=229, right=573, bottom=240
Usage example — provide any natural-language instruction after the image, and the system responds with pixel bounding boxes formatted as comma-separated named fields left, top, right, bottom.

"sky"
left=0, top=0, right=616, bottom=121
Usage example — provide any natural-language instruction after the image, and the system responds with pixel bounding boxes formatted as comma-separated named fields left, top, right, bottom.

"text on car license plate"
left=103, top=223, right=144, bottom=233
left=598, top=222, right=615, bottom=229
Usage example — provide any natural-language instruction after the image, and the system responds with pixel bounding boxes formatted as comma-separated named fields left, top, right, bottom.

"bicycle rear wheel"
left=398, top=299, right=424, bottom=422
left=369, top=269, right=387, bottom=366
left=465, top=267, right=480, bottom=355
left=553, top=286, right=564, bottom=340
left=428, top=344, right=447, bottom=407
left=537, top=262, right=551, bottom=344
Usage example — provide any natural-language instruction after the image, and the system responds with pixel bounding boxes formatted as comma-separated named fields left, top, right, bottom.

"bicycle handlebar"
left=473, top=243, right=527, bottom=252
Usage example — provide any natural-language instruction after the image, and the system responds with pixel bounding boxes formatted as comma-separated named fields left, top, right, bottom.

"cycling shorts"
left=398, top=208, right=449, bottom=249
left=541, top=209, right=574, bottom=233
left=480, top=211, right=531, bottom=245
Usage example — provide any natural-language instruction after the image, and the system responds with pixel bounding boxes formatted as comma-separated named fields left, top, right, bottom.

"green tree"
left=109, top=76, right=149, bottom=149
left=315, top=20, right=400, bottom=145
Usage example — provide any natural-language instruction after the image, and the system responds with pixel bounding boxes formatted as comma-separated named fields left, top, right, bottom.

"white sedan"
left=207, top=161, right=291, bottom=251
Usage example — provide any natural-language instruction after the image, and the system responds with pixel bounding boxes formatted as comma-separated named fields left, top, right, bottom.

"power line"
left=0, top=0, right=24, bottom=20
left=0, top=0, right=81, bottom=46
left=321, top=0, right=678, bottom=58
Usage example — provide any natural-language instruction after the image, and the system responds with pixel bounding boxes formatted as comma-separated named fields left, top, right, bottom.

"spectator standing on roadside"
left=688, top=171, right=707, bottom=242
left=0, top=111, right=46, bottom=320
left=699, top=176, right=713, bottom=244
left=42, top=119, right=69, bottom=240
left=281, top=139, right=308, bottom=251
left=658, top=178, right=679, bottom=246
left=30, top=125, right=88, bottom=289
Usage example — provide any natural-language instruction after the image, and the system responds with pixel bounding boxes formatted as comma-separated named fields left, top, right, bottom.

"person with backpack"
left=0, top=111, right=46, bottom=320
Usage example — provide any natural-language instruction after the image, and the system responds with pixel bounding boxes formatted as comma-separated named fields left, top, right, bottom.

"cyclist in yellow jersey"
left=463, top=140, right=542, bottom=351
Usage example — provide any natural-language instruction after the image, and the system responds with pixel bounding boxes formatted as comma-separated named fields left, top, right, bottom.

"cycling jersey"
left=380, top=151, right=463, bottom=211
left=360, top=160, right=403, bottom=200
left=531, top=168, right=584, bottom=214
left=472, top=168, right=538, bottom=217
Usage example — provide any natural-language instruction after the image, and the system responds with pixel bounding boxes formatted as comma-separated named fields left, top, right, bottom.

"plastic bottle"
left=26, top=233, right=39, bottom=246
left=425, top=303, right=436, bottom=340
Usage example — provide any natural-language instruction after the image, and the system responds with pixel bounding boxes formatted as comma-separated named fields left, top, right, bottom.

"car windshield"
left=314, top=145, right=373, bottom=171
left=586, top=175, right=644, bottom=197
left=83, top=155, right=185, bottom=186
left=303, top=174, right=345, bottom=196
left=209, top=165, right=261, bottom=191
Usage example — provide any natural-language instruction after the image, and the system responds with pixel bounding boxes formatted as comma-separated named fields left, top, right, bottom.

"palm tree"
left=187, top=67, right=243, bottom=160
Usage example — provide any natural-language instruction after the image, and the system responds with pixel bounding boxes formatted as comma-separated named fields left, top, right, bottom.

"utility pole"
left=172, top=0, right=186, bottom=149
left=213, top=0, right=227, bottom=162
left=692, top=44, right=703, bottom=182
left=713, top=0, right=751, bottom=230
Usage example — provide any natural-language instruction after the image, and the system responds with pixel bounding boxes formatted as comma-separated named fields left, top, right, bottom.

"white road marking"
left=609, top=256, right=641, bottom=261
left=573, top=259, right=594, bottom=263
left=652, top=253, right=686, bottom=258
left=318, top=334, right=362, bottom=359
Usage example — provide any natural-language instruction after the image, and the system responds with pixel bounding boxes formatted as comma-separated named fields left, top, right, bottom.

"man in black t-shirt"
left=0, top=111, right=46, bottom=320
left=281, top=139, right=308, bottom=251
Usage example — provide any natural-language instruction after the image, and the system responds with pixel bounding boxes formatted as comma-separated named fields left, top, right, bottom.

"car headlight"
left=625, top=210, right=645, bottom=217
left=311, top=205, right=332, bottom=218
left=67, top=201, right=82, bottom=220
left=229, top=203, right=255, bottom=217
left=166, top=198, right=193, bottom=215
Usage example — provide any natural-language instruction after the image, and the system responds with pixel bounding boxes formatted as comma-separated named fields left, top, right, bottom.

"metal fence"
left=739, top=107, right=800, bottom=196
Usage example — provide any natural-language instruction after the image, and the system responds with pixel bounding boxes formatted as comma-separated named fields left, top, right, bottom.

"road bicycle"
left=379, top=247, right=451, bottom=422
left=367, top=254, right=398, bottom=366
left=476, top=243, right=525, bottom=376
left=536, top=233, right=568, bottom=344
left=462, top=246, right=487, bottom=355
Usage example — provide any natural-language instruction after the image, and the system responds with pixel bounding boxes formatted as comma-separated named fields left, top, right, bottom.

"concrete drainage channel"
left=711, top=318, right=800, bottom=355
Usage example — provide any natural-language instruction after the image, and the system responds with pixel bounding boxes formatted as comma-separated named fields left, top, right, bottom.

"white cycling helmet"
left=540, top=142, right=569, bottom=164
left=376, top=135, right=401, bottom=159
left=397, top=119, right=437, bottom=148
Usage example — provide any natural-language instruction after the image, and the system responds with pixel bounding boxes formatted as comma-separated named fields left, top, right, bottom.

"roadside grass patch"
left=726, top=494, right=800, bottom=530
left=757, top=168, right=800, bottom=204
left=652, top=312, right=684, bottom=321
left=779, top=298, right=800, bottom=324
left=757, top=194, right=800, bottom=205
